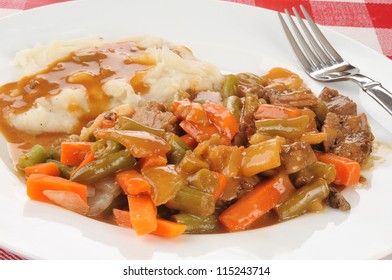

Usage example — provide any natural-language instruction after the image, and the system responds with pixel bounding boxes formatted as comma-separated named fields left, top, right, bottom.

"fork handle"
left=349, top=74, right=392, bottom=116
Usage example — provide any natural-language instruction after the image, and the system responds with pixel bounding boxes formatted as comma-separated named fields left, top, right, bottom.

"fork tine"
left=278, top=12, right=315, bottom=71
left=299, top=5, right=343, bottom=63
left=283, top=9, right=323, bottom=69
left=277, top=12, right=313, bottom=71
left=292, top=7, right=330, bottom=66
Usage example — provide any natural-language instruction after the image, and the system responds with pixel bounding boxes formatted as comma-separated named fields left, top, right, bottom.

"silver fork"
left=278, top=5, right=392, bottom=116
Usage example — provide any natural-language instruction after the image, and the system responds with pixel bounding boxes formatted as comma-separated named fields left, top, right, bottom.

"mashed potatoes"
left=2, top=36, right=224, bottom=135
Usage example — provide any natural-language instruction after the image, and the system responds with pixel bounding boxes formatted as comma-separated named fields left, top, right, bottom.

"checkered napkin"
left=0, top=0, right=391, bottom=260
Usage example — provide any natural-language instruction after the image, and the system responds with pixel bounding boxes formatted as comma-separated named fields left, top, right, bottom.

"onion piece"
left=42, top=190, right=89, bottom=215
left=87, top=177, right=123, bottom=216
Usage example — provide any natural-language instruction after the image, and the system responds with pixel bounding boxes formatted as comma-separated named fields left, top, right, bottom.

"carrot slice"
left=218, top=174, right=295, bottom=232
left=128, top=195, right=157, bottom=235
left=180, top=134, right=198, bottom=149
left=179, top=120, right=220, bottom=143
left=113, top=209, right=186, bottom=238
left=115, top=169, right=151, bottom=195
left=26, top=174, right=88, bottom=204
left=25, top=162, right=60, bottom=177
left=254, top=104, right=302, bottom=119
left=315, top=151, right=360, bottom=186
left=138, top=153, right=167, bottom=169
left=70, top=151, right=95, bottom=178
left=203, top=101, right=239, bottom=139
left=213, top=172, right=227, bottom=201
left=172, top=99, right=210, bottom=124
left=152, top=219, right=186, bottom=238
left=60, top=142, right=92, bottom=166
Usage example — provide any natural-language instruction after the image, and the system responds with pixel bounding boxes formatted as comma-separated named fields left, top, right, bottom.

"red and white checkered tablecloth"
left=0, top=0, right=391, bottom=260
left=230, top=0, right=392, bottom=60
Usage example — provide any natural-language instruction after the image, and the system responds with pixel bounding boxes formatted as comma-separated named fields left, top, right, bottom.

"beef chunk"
left=268, top=89, right=319, bottom=108
left=131, top=101, right=179, bottom=133
left=280, top=141, right=317, bottom=174
left=232, top=122, right=253, bottom=147
left=328, top=186, right=351, bottom=211
left=217, top=177, right=240, bottom=205
left=322, top=112, right=340, bottom=151
left=320, top=88, right=373, bottom=165
left=217, top=176, right=259, bottom=208
left=321, top=112, right=374, bottom=165
left=319, top=87, right=357, bottom=115
left=333, top=113, right=374, bottom=165
left=236, top=72, right=268, bottom=98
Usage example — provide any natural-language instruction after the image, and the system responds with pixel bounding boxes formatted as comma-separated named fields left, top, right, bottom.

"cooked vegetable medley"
left=16, top=67, right=374, bottom=237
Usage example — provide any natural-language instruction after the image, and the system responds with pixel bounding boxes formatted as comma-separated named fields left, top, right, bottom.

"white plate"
left=0, top=0, right=392, bottom=260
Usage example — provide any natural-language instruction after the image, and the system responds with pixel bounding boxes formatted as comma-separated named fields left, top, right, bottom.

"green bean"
left=255, top=115, right=309, bottom=139
left=165, top=185, right=215, bottom=217
left=165, top=133, right=191, bottom=165
left=223, top=95, right=242, bottom=121
left=48, top=144, right=61, bottom=161
left=291, top=161, right=337, bottom=188
left=177, top=151, right=209, bottom=174
left=221, top=74, right=239, bottom=99
left=70, top=149, right=136, bottom=184
left=17, top=144, right=49, bottom=169
left=187, top=168, right=219, bottom=193
left=275, top=178, right=330, bottom=220
left=46, top=159, right=75, bottom=179
left=90, top=139, right=123, bottom=158
left=118, top=116, right=165, bottom=137
left=243, top=93, right=260, bottom=119
left=171, top=213, right=218, bottom=233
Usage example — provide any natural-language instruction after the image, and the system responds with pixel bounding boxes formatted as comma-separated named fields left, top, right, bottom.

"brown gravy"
left=0, top=41, right=155, bottom=148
